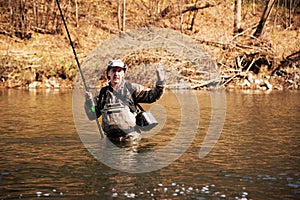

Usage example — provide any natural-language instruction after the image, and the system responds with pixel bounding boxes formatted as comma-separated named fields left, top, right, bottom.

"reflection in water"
left=73, top=89, right=200, bottom=173
left=0, top=89, right=299, bottom=199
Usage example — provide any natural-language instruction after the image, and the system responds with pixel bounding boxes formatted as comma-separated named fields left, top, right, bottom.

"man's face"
left=108, top=67, right=125, bottom=85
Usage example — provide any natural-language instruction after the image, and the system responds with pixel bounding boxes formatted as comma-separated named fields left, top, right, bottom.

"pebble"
left=112, top=192, right=118, bottom=197
left=127, top=193, right=135, bottom=198
left=201, top=186, right=209, bottom=192
left=242, top=192, right=248, bottom=196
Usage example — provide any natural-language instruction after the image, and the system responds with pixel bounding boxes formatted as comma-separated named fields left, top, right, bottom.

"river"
left=0, top=89, right=299, bottom=200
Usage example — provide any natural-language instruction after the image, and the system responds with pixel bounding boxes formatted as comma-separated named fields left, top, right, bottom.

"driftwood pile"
left=194, top=34, right=300, bottom=91
left=220, top=51, right=299, bottom=90
left=95, top=45, right=299, bottom=91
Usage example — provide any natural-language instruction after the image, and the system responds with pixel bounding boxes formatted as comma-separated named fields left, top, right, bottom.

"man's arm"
left=134, top=63, right=166, bottom=103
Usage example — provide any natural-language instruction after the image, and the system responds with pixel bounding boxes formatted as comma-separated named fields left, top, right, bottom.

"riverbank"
left=0, top=0, right=299, bottom=90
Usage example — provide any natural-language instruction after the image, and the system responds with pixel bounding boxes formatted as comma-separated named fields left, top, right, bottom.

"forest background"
left=0, top=0, right=299, bottom=90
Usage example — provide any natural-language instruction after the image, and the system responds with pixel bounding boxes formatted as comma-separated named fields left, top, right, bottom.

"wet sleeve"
left=134, top=81, right=165, bottom=103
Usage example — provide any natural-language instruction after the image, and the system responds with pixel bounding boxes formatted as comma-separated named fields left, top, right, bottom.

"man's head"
left=106, top=59, right=127, bottom=85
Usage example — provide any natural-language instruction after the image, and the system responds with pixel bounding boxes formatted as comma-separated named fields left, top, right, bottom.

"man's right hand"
left=84, top=91, right=96, bottom=113
left=85, top=91, right=93, bottom=101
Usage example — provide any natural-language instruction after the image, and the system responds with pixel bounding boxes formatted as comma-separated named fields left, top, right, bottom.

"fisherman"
left=84, top=59, right=165, bottom=142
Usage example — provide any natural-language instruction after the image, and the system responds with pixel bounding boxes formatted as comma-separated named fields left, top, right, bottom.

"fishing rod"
left=55, top=0, right=104, bottom=139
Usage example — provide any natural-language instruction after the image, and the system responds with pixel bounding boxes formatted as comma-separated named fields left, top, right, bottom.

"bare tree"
left=123, top=0, right=126, bottom=32
left=177, top=0, right=183, bottom=33
left=118, top=0, right=121, bottom=31
left=253, top=0, right=277, bottom=38
left=233, top=0, right=242, bottom=35
left=75, top=0, right=78, bottom=27
left=117, top=0, right=126, bottom=32
left=149, top=0, right=164, bottom=16
left=33, top=0, right=38, bottom=27
left=285, top=0, right=299, bottom=28
left=188, top=0, right=199, bottom=31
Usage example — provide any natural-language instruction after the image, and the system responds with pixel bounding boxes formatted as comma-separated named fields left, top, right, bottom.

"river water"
left=0, top=89, right=299, bottom=200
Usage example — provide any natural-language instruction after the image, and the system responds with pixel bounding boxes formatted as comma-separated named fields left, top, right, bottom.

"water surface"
left=0, top=89, right=299, bottom=199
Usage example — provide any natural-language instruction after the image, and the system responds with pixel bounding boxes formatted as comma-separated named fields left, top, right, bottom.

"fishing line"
left=55, top=0, right=104, bottom=139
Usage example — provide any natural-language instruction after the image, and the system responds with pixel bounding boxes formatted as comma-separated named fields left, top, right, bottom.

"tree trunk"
left=189, top=0, right=198, bottom=31
left=233, top=0, right=242, bottom=35
left=252, top=0, right=256, bottom=14
left=117, top=0, right=126, bottom=32
left=253, top=0, right=276, bottom=38
left=43, top=0, right=51, bottom=30
left=33, top=0, right=38, bottom=26
left=177, top=0, right=183, bottom=33
left=20, top=0, right=26, bottom=39
left=189, top=9, right=198, bottom=31
left=122, top=0, right=126, bottom=32
left=117, top=0, right=121, bottom=31
left=75, top=0, right=78, bottom=27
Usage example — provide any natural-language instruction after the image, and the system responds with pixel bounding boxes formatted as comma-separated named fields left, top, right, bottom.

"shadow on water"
left=0, top=89, right=299, bottom=199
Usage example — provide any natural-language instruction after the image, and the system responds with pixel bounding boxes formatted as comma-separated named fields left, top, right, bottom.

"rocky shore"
left=0, top=65, right=75, bottom=89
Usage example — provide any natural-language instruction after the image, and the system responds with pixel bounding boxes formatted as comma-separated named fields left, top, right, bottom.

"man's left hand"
left=156, top=63, right=165, bottom=82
